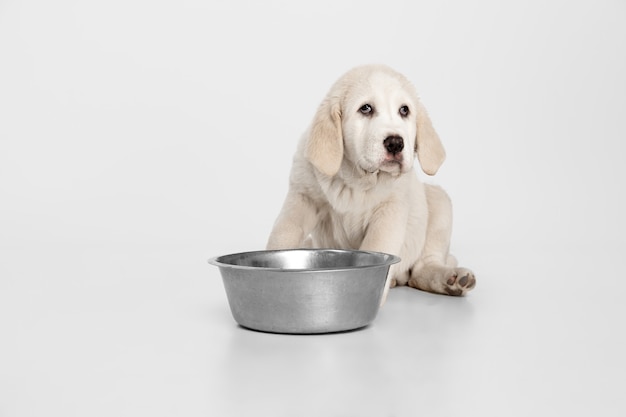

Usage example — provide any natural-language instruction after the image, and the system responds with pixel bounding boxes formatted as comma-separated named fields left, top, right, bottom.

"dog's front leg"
left=359, top=201, right=409, bottom=306
left=266, top=190, right=318, bottom=250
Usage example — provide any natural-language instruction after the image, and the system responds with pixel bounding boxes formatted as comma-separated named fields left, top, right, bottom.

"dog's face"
left=341, top=71, right=418, bottom=176
left=305, top=65, right=445, bottom=178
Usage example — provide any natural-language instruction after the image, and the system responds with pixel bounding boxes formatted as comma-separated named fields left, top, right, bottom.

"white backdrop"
left=2, top=0, right=625, bottom=253
left=2, top=1, right=626, bottom=416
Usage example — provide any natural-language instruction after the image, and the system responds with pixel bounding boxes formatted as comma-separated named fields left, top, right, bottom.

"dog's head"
left=305, top=65, right=445, bottom=178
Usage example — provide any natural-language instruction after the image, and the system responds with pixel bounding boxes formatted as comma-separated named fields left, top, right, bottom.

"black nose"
left=383, top=136, right=404, bottom=155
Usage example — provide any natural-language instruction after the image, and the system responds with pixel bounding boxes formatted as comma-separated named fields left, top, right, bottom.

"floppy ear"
left=415, top=101, right=446, bottom=175
left=305, top=96, right=343, bottom=177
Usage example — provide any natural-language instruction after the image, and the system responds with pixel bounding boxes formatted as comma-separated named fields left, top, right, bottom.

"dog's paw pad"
left=446, top=273, right=457, bottom=286
left=444, top=268, right=476, bottom=296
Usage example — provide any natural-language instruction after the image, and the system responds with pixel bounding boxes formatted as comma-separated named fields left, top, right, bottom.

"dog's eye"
left=399, top=105, right=410, bottom=117
left=359, top=104, right=373, bottom=115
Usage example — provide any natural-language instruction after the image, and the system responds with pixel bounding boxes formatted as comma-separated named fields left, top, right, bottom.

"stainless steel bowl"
left=208, top=249, right=400, bottom=334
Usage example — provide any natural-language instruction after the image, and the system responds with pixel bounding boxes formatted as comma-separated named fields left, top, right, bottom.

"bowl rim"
left=208, top=248, right=401, bottom=272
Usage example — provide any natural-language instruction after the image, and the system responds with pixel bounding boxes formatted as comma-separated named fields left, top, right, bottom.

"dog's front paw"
left=444, top=267, right=476, bottom=296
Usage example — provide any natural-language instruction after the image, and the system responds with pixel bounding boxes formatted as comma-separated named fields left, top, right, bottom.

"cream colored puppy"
left=267, top=65, right=475, bottom=302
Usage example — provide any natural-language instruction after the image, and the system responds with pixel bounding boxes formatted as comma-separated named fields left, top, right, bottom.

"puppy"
left=267, top=65, right=475, bottom=303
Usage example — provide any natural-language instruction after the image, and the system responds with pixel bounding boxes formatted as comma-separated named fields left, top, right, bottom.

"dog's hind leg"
left=407, top=184, right=476, bottom=296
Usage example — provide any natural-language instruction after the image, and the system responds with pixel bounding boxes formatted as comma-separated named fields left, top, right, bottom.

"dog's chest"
left=319, top=172, right=390, bottom=213
left=314, top=206, right=373, bottom=249
left=314, top=173, right=393, bottom=248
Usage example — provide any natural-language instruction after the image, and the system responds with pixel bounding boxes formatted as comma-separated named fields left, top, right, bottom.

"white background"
left=1, top=0, right=625, bottom=416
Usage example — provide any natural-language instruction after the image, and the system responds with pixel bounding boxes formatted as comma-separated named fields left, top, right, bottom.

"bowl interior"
left=212, top=249, right=398, bottom=271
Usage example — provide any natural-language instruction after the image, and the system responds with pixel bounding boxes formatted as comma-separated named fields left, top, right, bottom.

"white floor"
left=1, top=241, right=624, bottom=417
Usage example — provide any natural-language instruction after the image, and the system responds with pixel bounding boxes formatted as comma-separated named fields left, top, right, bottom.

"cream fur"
left=267, top=65, right=476, bottom=304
